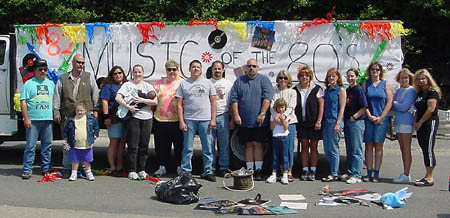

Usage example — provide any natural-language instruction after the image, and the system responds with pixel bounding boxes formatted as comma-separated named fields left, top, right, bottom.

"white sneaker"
left=346, top=177, right=362, bottom=184
left=128, top=172, right=139, bottom=180
left=138, top=171, right=149, bottom=179
left=152, top=166, right=167, bottom=178
left=86, top=171, right=95, bottom=181
left=393, top=174, right=410, bottom=183
left=281, top=176, right=289, bottom=185
left=69, top=174, right=77, bottom=181
left=266, top=174, right=277, bottom=183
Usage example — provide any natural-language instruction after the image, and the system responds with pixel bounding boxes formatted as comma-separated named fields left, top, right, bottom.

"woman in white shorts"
left=391, top=68, right=416, bottom=183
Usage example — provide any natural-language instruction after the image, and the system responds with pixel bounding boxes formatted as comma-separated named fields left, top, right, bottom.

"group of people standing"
left=20, top=54, right=441, bottom=187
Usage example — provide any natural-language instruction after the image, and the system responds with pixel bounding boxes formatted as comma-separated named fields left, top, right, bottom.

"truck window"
left=0, top=40, right=5, bottom=65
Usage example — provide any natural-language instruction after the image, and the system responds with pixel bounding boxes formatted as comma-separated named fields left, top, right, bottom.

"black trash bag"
left=155, top=172, right=202, bottom=204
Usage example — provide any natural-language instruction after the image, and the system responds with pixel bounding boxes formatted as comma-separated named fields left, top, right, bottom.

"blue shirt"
left=20, top=77, right=55, bottom=120
left=366, top=80, right=387, bottom=117
left=392, top=86, right=416, bottom=126
left=229, top=74, right=273, bottom=128
left=324, top=85, right=342, bottom=123
left=99, top=83, right=122, bottom=115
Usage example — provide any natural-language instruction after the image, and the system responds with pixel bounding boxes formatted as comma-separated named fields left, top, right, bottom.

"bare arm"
left=256, top=98, right=270, bottom=124
left=101, top=99, right=111, bottom=127
left=334, top=88, right=346, bottom=135
left=375, top=82, right=393, bottom=125
left=231, top=102, right=242, bottom=126
left=315, top=97, right=324, bottom=130
left=209, top=95, right=217, bottom=129
left=177, top=97, right=187, bottom=131
left=20, top=100, right=31, bottom=129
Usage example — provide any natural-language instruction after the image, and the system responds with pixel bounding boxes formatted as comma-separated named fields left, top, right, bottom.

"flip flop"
left=414, top=178, right=434, bottom=186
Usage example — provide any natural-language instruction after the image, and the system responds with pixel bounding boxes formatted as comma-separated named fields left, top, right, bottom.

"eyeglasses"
left=37, top=67, right=47, bottom=71
left=113, top=72, right=123, bottom=76
left=167, top=68, right=177, bottom=72
left=76, top=61, right=85, bottom=65
left=370, top=68, right=381, bottom=71
left=278, top=77, right=288, bottom=80
left=247, top=64, right=258, bottom=68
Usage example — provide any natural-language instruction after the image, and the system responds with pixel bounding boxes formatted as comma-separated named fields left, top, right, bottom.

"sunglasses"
left=37, top=67, right=48, bottom=71
left=278, top=76, right=288, bottom=80
left=76, top=61, right=85, bottom=65
left=247, top=64, right=258, bottom=68
left=113, top=72, right=123, bottom=76
left=370, top=68, right=381, bottom=71
left=167, top=68, right=177, bottom=72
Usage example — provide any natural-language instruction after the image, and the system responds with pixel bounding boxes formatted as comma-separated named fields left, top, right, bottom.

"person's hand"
left=209, top=119, right=216, bottom=129
left=127, top=105, right=139, bottom=114
left=414, top=121, right=423, bottom=131
left=334, top=124, right=340, bottom=135
left=54, top=114, right=61, bottom=124
left=179, top=121, right=188, bottom=132
left=256, top=114, right=265, bottom=124
left=104, top=118, right=111, bottom=127
left=133, top=96, right=146, bottom=104
left=229, top=120, right=235, bottom=130
left=234, top=115, right=242, bottom=126
left=374, top=116, right=383, bottom=125
left=62, top=141, right=70, bottom=151
left=314, top=122, right=321, bottom=131
left=24, top=119, right=31, bottom=129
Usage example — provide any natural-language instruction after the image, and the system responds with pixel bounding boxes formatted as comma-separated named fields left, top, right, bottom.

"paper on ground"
left=278, top=194, right=306, bottom=201
left=280, top=202, right=308, bottom=210
left=354, top=193, right=382, bottom=201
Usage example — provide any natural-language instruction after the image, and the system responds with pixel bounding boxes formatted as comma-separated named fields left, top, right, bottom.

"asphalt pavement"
left=0, top=130, right=449, bottom=218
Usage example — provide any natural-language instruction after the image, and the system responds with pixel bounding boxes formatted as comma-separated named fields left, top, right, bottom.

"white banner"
left=15, top=21, right=403, bottom=85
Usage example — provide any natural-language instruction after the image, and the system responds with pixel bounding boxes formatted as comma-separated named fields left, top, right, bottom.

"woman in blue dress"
left=362, top=62, right=393, bottom=182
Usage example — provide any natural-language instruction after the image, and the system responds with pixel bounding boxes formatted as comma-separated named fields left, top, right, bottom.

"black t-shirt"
left=414, top=89, right=439, bottom=121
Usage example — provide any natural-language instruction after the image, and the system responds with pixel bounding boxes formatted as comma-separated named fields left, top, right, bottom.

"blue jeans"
left=322, top=120, right=343, bottom=176
left=344, top=119, right=365, bottom=178
left=181, top=119, right=213, bottom=176
left=287, top=124, right=296, bottom=169
left=272, top=136, right=289, bottom=170
left=23, top=120, right=53, bottom=173
left=211, top=112, right=230, bottom=170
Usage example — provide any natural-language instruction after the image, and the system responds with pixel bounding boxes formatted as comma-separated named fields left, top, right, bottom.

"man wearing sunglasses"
left=229, top=58, right=273, bottom=181
left=53, top=54, right=99, bottom=178
left=20, top=59, right=55, bottom=179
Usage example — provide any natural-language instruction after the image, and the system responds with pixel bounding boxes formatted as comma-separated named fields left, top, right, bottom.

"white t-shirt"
left=271, top=114, right=289, bottom=137
left=117, top=80, right=155, bottom=120
left=210, top=78, right=233, bottom=115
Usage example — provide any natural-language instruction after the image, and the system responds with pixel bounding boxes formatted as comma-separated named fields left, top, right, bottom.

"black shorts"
left=238, top=126, right=271, bottom=144
left=296, top=124, right=322, bottom=140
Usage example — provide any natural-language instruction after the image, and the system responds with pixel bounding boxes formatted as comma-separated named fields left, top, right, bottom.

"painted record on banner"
left=23, top=53, right=37, bottom=72
left=208, top=30, right=227, bottom=49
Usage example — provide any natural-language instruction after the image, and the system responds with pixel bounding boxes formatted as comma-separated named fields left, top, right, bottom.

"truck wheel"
left=229, top=128, right=272, bottom=170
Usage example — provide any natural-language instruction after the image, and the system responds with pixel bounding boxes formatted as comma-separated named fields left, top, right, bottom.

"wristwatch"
left=259, top=112, right=266, bottom=116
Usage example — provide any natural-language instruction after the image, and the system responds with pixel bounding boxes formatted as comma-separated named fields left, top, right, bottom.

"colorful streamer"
left=333, top=22, right=361, bottom=41
left=36, top=22, right=64, bottom=44
left=300, top=6, right=336, bottom=33
left=16, top=26, right=38, bottom=44
left=188, top=19, right=218, bottom=29
left=85, top=22, right=112, bottom=44
left=360, top=22, right=393, bottom=41
left=61, top=25, right=88, bottom=43
left=390, top=22, right=409, bottom=37
left=232, top=22, right=248, bottom=40
left=218, top=20, right=232, bottom=31
left=137, top=22, right=165, bottom=42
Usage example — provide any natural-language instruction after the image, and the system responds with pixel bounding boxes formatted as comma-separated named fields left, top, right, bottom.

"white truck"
left=0, top=21, right=405, bottom=152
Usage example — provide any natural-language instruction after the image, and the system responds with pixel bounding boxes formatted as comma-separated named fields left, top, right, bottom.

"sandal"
left=288, top=174, right=294, bottom=182
left=321, top=175, right=338, bottom=182
left=414, top=178, right=434, bottom=186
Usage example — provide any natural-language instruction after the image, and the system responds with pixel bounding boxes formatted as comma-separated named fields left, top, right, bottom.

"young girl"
left=63, top=102, right=99, bottom=181
left=266, top=98, right=290, bottom=185
left=321, top=68, right=346, bottom=182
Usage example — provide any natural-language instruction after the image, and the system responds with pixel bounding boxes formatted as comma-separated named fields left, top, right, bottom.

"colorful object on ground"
left=92, top=169, right=111, bottom=176
left=37, top=172, right=62, bottom=183
left=145, top=175, right=161, bottom=184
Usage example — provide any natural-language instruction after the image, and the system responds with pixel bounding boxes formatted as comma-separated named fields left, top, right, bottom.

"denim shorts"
left=69, top=148, right=93, bottom=162
left=364, top=118, right=388, bottom=143
left=394, top=124, right=414, bottom=134
left=108, top=122, right=125, bottom=138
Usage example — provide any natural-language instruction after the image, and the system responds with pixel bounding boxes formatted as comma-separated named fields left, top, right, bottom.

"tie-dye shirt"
left=154, top=77, right=182, bottom=122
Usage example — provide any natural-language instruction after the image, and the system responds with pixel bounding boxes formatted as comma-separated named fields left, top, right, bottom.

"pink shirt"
left=154, top=77, right=182, bottom=122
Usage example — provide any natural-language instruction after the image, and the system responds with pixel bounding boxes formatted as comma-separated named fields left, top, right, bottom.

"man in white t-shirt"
left=209, top=61, right=233, bottom=177
left=176, top=60, right=217, bottom=182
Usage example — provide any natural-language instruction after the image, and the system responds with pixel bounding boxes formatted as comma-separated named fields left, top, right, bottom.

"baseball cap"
left=34, top=59, right=48, bottom=69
